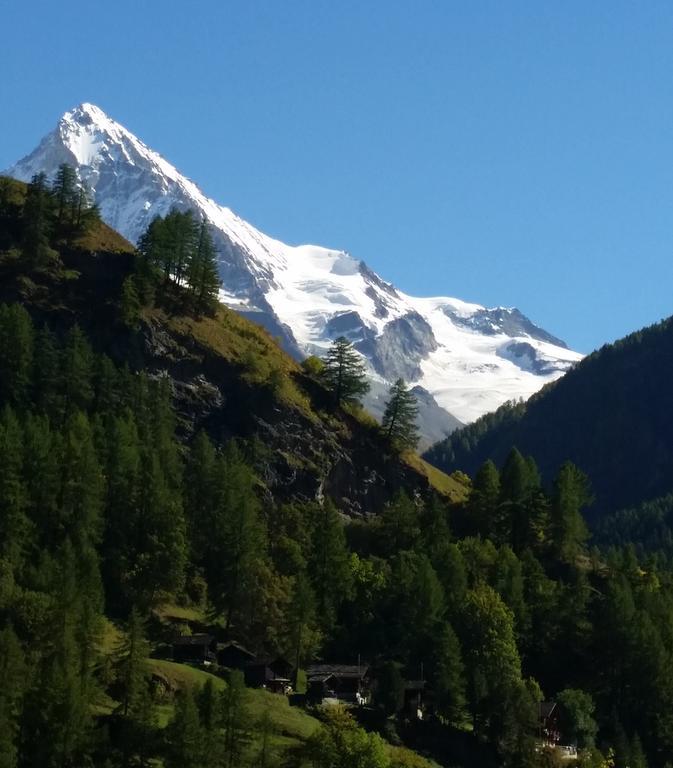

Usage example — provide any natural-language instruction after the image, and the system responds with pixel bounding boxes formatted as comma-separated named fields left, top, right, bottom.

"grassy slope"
left=146, top=659, right=437, bottom=766
left=403, top=453, right=470, bottom=502
left=165, top=308, right=468, bottom=500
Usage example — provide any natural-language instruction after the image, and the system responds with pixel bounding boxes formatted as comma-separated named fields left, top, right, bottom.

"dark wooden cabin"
left=217, top=641, right=256, bottom=670
left=244, top=661, right=292, bottom=694
left=172, top=634, right=217, bottom=664
left=306, top=664, right=369, bottom=704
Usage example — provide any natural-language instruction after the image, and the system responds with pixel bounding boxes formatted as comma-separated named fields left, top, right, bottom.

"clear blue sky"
left=3, top=1, right=673, bottom=352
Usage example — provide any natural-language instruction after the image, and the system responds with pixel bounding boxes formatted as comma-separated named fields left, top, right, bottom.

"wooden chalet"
left=244, top=657, right=293, bottom=694
left=172, top=634, right=217, bottom=664
left=539, top=701, right=561, bottom=746
left=306, top=663, right=369, bottom=704
left=216, top=640, right=256, bottom=669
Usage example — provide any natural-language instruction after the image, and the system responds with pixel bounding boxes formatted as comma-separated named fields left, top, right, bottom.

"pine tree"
left=167, top=209, right=199, bottom=287
left=499, top=448, right=537, bottom=552
left=52, top=163, right=78, bottom=236
left=183, top=430, right=219, bottom=563
left=420, top=494, right=452, bottom=564
left=33, top=324, right=62, bottom=416
left=120, top=276, right=142, bottom=329
left=286, top=571, right=318, bottom=680
left=134, top=448, right=187, bottom=608
left=24, top=542, right=98, bottom=768
left=307, top=499, right=352, bottom=630
left=208, top=443, right=265, bottom=631
left=60, top=324, right=94, bottom=416
left=551, top=461, right=591, bottom=562
left=434, top=542, right=467, bottom=618
left=382, top=378, right=419, bottom=450
left=115, top=609, right=155, bottom=768
left=165, top=688, right=203, bottom=768
left=22, top=172, right=56, bottom=267
left=380, top=490, right=420, bottom=555
left=187, top=220, right=220, bottom=315
left=0, top=304, right=35, bottom=407
left=218, top=670, right=250, bottom=768
left=117, top=609, right=151, bottom=719
left=468, top=460, right=501, bottom=538
left=321, top=336, right=370, bottom=407
left=430, top=622, right=468, bottom=726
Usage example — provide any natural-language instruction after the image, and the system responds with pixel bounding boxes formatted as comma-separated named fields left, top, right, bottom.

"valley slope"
left=424, top=316, right=673, bottom=516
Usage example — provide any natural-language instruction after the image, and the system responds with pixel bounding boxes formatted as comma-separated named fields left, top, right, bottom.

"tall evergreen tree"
left=218, top=670, right=250, bottom=768
left=60, top=325, right=94, bottom=416
left=165, top=688, right=203, bottom=768
left=22, top=172, right=56, bottom=267
left=115, top=609, right=155, bottom=768
left=429, top=622, right=468, bottom=726
left=285, top=571, right=319, bottom=680
left=381, top=378, right=419, bottom=450
left=307, top=499, right=352, bottom=630
left=468, top=460, right=501, bottom=538
left=551, top=461, right=591, bottom=562
left=380, top=490, right=420, bottom=555
left=209, top=443, right=265, bottom=632
left=321, top=336, right=370, bottom=407
left=0, top=304, right=34, bottom=407
left=187, top=220, right=220, bottom=314
left=52, top=163, right=78, bottom=235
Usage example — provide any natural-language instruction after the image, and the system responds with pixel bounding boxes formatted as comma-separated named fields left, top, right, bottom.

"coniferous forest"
left=2, top=171, right=673, bottom=768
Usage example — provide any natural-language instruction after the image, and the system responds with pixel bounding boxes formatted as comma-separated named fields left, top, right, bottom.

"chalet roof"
left=172, top=633, right=214, bottom=647
left=306, top=664, right=368, bottom=680
left=540, top=701, right=557, bottom=719
left=217, top=640, right=255, bottom=658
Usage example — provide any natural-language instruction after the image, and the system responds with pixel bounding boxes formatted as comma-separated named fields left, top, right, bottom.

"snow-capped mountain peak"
left=5, top=104, right=583, bottom=443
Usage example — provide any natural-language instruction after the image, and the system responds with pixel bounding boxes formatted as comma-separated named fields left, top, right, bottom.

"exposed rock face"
left=443, top=306, right=568, bottom=348
left=357, top=311, right=438, bottom=382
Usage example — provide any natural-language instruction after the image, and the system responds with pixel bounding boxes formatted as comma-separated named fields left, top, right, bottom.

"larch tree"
left=52, top=163, right=78, bottom=234
left=321, top=336, right=370, bottom=407
left=382, top=378, right=419, bottom=450
left=187, top=219, right=220, bottom=315
left=22, top=172, right=56, bottom=268
left=551, top=461, right=591, bottom=563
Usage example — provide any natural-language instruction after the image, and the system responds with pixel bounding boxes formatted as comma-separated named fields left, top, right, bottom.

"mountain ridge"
left=423, top=313, right=673, bottom=516
left=5, top=102, right=582, bottom=440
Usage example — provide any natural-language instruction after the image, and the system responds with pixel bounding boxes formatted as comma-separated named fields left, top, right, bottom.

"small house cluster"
left=171, top=635, right=293, bottom=694
left=169, top=634, right=435, bottom=717
left=170, top=635, right=568, bottom=743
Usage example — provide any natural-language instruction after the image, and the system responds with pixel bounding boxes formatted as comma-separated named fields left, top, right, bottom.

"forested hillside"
left=424, top=317, right=673, bottom=517
left=2, top=171, right=673, bottom=768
